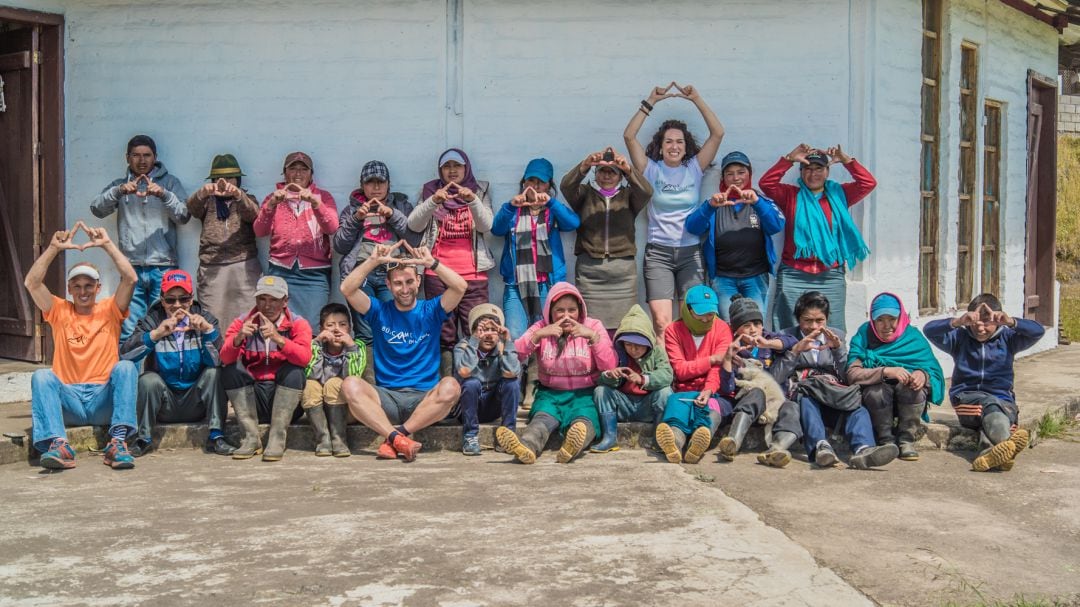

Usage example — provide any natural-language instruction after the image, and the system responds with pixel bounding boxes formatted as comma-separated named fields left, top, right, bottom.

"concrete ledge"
left=4, top=396, right=1076, bottom=466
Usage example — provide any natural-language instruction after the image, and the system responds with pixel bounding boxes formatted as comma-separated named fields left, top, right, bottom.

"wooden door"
left=0, top=25, right=41, bottom=360
left=1025, top=71, right=1057, bottom=326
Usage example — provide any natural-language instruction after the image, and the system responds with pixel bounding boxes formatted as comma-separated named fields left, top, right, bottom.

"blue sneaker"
left=103, top=438, right=135, bottom=470
left=462, top=435, right=481, bottom=456
left=40, top=438, right=76, bottom=470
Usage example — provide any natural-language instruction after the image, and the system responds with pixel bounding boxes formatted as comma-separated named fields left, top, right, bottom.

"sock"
left=208, top=430, right=223, bottom=441
left=395, top=425, right=411, bottom=437
left=855, top=445, right=869, bottom=455
left=109, top=426, right=128, bottom=442
left=387, top=431, right=400, bottom=444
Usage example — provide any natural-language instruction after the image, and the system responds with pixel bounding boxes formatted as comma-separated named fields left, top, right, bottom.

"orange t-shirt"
left=43, top=295, right=127, bottom=385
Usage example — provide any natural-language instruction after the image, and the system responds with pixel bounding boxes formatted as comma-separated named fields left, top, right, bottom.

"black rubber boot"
left=718, top=411, right=754, bottom=461
left=227, top=387, right=262, bottom=460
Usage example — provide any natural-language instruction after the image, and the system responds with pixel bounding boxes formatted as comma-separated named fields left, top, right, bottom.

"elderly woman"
left=491, top=158, right=580, bottom=339
left=407, top=148, right=494, bottom=366
left=624, top=82, right=725, bottom=336
left=185, top=154, right=262, bottom=327
left=560, top=148, right=652, bottom=333
left=333, top=160, right=417, bottom=379
left=847, top=292, right=945, bottom=462
left=758, top=144, right=877, bottom=332
left=253, top=151, right=339, bottom=325
left=685, top=151, right=784, bottom=324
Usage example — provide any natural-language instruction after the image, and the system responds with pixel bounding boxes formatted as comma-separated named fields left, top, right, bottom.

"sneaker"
left=850, top=444, right=899, bottom=470
left=391, top=433, right=422, bottom=462
left=103, top=438, right=136, bottom=470
left=683, top=427, right=712, bottom=464
left=204, top=436, right=237, bottom=456
left=462, top=435, right=481, bottom=456
left=655, top=423, right=682, bottom=464
left=130, top=439, right=154, bottom=458
left=376, top=439, right=397, bottom=459
left=40, top=438, right=76, bottom=470
left=814, top=441, right=838, bottom=468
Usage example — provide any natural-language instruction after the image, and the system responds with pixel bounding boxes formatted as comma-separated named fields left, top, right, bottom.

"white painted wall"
left=4, top=0, right=1061, bottom=362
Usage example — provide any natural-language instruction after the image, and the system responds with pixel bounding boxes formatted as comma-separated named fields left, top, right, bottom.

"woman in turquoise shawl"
left=847, top=292, right=945, bottom=461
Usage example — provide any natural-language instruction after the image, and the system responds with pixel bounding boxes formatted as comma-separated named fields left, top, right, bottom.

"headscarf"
left=421, top=148, right=481, bottom=216
left=679, top=299, right=714, bottom=336
left=848, top=292, right=945, bottom=406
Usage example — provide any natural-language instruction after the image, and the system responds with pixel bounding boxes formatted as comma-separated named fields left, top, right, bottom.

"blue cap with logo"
left=685, top=285, right=720, bottom=316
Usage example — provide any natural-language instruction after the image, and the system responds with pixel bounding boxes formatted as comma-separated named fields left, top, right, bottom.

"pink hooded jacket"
left=515, top=282, right=617, bottom=391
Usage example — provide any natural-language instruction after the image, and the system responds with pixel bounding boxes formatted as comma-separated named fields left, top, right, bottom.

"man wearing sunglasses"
left=121, top=269, right=232, bottom=456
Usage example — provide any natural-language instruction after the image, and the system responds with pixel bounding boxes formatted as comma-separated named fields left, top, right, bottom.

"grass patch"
left=1061, top=280, right=1080, bottom=343
left=1058, top=138, right=1080, bottom=342
left=1035, top=409, right=1076, bottom=440
left=943, top=599, right=1076, bottom=607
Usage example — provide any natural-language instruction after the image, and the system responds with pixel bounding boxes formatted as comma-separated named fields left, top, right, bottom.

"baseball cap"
left=804, top=152, right=830, bottom=167
left=160, top=269, right=194, bottom=295
left=617, top=332, right=652, bottom=348
left=439, top=149, right=466, bottom=167
left=360, top=160, right=390, bottom=183
left=685, top=285, right=720, bottom=316
left=720, top=151, right=752, bottom=172
left=66, top=264, right=100, bottom=282
left=870, top=293, right=902, bottom=320
left=254, top=275, right=288, bottom=299
left=283, top=151, right=313, bottom=172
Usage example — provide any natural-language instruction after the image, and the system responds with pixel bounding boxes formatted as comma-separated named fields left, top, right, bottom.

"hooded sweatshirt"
left=90, top=161, right=190, bottom=266
left=253, top=182, right=340, bottom=270
left=598, top=304, right=673, bottom=396
left=664, top=302, right=733, bottom=394
left=515, top=282, right=617, bottom=391
left=120, top=300, right=221, bottom=391
left=924, top=316, right=1044, bottom=405
left=220, top=307, right=313, bottom=381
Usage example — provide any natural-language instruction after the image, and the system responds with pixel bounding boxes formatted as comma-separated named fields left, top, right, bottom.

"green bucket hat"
left=207, top=154, right=245, bottom=179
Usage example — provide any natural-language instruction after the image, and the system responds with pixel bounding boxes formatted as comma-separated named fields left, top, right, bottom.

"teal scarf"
left=793, top=179, right=869, bottom=269
left=849, top=322, right=945, bottom=408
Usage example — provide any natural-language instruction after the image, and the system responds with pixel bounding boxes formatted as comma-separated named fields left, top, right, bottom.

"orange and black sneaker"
left=391, top=434, right=422, bottom=462
left=40, top=438, right=76, bottom=470
left=376, top=439, right=397, bottom=460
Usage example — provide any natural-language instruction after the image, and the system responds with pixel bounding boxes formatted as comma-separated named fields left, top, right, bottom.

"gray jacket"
left=408, top=181, right=495, bottom=273
left=453, top=336, right=521, bottom=392
left=333, top=191, right=419, bottom=277
left=772, top=326, right=848, bottom=399
left=90, top=161, right=189, bottom=266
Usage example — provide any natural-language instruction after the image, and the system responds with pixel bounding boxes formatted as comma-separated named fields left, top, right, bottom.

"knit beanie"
left=728, top=295, right=763, bottom=330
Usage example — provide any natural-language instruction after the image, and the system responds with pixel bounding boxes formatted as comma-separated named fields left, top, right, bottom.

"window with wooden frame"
left=956, top=42, right=978, bottom=306
left=981, top=100, right=1003, bottom=297
left=918, top=0, right=943, bottom=312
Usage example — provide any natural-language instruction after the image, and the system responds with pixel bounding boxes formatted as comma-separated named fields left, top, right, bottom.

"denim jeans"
left=457, top=377, right=520, bottom=437
left=594, top=385, right=671, bottom=423
left=30, top=360, right=138, bottom=452
left=711, top=273, right=769, bottom=325
left=123, top=266, right=175, bottom=341
left=502, top=282, right=550, bottom=340
left=352, top=279, right=393, bottom=344
left=798, top=396, right=875, bottom=459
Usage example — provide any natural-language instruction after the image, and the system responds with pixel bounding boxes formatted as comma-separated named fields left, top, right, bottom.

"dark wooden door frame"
left=0, top=4, right=65, bottom=361
left=1025, top=69, right=1056, bottom=327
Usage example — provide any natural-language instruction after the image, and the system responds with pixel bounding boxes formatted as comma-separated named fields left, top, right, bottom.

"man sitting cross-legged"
left=340, top=240, right=464, bottom=461
left=24, top=222, right=139, bottom=470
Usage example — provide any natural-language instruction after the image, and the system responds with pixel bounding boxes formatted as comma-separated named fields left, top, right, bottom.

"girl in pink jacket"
left=496, top=282, right=616, bottom=464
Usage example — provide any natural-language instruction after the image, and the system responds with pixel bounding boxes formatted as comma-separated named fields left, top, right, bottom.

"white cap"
left=67, top=265, right=100, bottom=282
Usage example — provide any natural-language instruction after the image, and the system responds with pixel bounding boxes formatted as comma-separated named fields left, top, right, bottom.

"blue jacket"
left=684, top=193, right=784, bottom=278
left=491, top=198, right=580, bottom=285
left=923, top=318, right=1044, bottom=404
left=121, top=300, right=222, bottom=391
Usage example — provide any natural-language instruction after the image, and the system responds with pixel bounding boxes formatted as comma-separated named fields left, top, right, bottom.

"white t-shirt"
left=644, top=157, right=704, bottom=247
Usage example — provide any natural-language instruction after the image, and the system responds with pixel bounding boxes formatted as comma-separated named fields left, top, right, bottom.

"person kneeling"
left=219, top=276, right=313, bottom=461
left=592, top=304, right=673, bottom=453
left=847, top=293, right=945, bottom=462
left=453, top=304, right=521, bottom=456
left=340, top=241, right=464, bottom=462
left=303, top=303, right=367, bottom=457
left=122, top=269, right=233, bottom=456
left=496, top=283, right=616, bottom=464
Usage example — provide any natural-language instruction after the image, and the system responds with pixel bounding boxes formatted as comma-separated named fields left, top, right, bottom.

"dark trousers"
left=732, top=388, right=767, bottom=418
left=423, top=275, right=489, bottom=349
left=860, top=381, right=927, bottom=445
left=221, top=363, right=305, bottom=424
left=135, top=367, right=224, bottom=446
left=772, top=399, right=803, bottom=438
left=457, top=377, right=520, bottom=437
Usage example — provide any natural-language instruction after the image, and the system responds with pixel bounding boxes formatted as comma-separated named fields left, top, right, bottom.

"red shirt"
left=758, top=157, right=877, bottom=274
left=663, top=319, right=733, bottom=394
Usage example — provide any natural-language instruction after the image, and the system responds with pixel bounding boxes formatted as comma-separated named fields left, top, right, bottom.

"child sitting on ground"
left=716, top=295, right=798, bottom=461
left=924, top=293, right=1044, bottom=472
left=453, top=303, right=522, bottom=456
left=302, top=303, right=367, bottom=457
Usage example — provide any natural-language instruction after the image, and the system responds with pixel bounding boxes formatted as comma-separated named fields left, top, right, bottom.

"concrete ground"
left=0, top=449, right=871, bottom=607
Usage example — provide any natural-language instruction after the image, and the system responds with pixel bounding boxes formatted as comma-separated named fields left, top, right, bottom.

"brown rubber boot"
left=228, top=387, right=263, bottom=460
left=326, top=404, right=351, bottom=457
left=306, top=404, right=332, bottom=456
left=262, top=386, right=302, bottom=462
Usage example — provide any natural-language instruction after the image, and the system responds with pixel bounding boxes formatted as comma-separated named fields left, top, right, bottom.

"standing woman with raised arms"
left=624, top=82, right=725, bottom=336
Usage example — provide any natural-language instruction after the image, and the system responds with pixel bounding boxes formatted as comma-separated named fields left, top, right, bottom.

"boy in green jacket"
left=591, top=304, right=674, bottom=452
left=302, top=303, right=367, bottom=457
